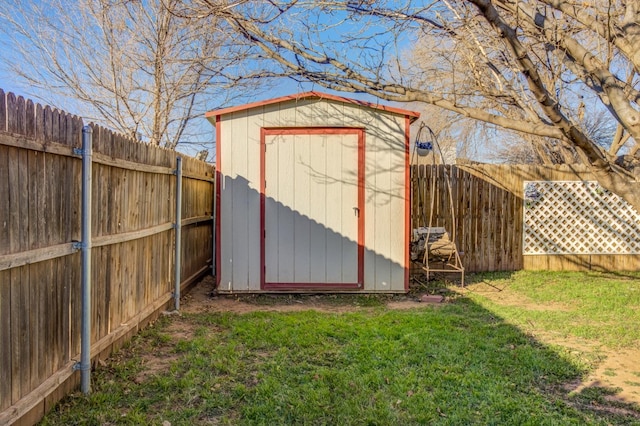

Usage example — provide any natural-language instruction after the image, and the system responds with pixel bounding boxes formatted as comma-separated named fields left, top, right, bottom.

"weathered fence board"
left=0, top=90, right=215, bottom=425
left=0, top=270, right=10, bottom=411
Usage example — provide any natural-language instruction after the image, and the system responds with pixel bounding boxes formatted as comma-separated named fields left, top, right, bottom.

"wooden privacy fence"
left=0, top=90, right=214, bottom=425
left=411, top=164, right=640, bottom=273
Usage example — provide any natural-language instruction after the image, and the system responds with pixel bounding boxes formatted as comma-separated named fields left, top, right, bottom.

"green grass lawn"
left=40, top=271, right=640, bottom=425
left=463, top=271, right=640, bottom=348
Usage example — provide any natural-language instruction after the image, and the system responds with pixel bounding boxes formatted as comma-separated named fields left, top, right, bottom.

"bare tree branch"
left=197, top=0, right=639, bottom=209
left=0, top=0, right=260, bottom=150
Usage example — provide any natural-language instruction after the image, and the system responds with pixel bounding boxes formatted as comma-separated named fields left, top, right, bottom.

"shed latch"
left=353, top=207, right=360, bottom=217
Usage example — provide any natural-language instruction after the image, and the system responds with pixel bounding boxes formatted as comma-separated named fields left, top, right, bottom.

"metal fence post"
left=80, top=125, right=93, bottom=394
left=174, top=157, right=183, bottom=310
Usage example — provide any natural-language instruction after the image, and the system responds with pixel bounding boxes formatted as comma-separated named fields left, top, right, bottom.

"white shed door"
left=261, top=128, right=364, bottom=290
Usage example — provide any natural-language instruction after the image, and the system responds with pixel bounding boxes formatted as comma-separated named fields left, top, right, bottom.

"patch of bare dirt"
left=134, top=353, right=180, bottom=384
left=179, top=275, right=439, bottom=315
left=549, top=335, right=640, bottom=405
left=459, top=282, right=640, bottom=407
left=164, top=318, right=198, bottom=340
left=190, top=296, right=361, bottom=314
left=461, top=280, right=574, bottom=312
left=571, top=348, right=640, bottom=405
left=133, top=318, right=199, bottom=384
left=386, top=300, right=440, bottom=310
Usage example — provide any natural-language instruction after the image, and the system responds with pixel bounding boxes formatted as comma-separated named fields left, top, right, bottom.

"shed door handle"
left=353, top=207, right=360, bottom=217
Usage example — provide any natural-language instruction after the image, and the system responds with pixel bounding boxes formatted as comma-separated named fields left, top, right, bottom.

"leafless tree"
left=491, top=109, right=618, bottom=164
left=188, top=0, right=640, bottom=209
left=488, top=134, right=549, bottom=164
left=0, top=0, right=258, bottom=150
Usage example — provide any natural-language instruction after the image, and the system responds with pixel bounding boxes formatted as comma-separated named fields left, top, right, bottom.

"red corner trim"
left=215, top=115, right=221, bottom=289
left=404, top=116, right=411, bottom=292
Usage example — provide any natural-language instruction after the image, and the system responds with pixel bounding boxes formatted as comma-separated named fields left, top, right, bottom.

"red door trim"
left=260, top=127, right=365, bottom=291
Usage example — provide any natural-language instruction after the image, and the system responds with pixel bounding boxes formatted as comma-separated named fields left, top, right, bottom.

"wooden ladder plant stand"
left=421, top=227, right=465, bottom=286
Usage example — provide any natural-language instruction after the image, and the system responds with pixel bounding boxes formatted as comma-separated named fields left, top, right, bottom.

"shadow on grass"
left=41, top=293, right=640, bottom=425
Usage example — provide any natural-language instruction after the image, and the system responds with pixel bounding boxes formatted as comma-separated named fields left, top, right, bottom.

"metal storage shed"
left=206, top=92, right=420, bottom=293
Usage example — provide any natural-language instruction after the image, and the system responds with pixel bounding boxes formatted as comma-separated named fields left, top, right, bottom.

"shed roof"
left=205, top=91, right=420, bottom=122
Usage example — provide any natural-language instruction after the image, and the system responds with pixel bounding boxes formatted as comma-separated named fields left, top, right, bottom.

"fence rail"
left=0, top=90, right=214, bottom=425
left=411, top=163, right=640, bottom=273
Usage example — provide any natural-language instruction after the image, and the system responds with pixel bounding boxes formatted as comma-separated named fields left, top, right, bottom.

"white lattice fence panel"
left=523, top=181, right=640, bottom=254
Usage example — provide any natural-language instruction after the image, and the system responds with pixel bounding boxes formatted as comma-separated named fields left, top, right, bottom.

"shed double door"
left=261, top=128, right=364, bottom=290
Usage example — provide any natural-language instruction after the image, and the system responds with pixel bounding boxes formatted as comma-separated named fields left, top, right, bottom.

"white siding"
left=276, top=135, right=295, bottom=282
left=309, top=137, right=328, bottom=281
left=389, top=117, right=408, bottom=289
left=340, top=135, right=359, bottom=283
left=230, top=111, right=249, bottom=290
left=219, top=115, right=234, bottom=292
left=246, top=109, right=263, bottom=291
left=359, top=110, right=407, bottom=292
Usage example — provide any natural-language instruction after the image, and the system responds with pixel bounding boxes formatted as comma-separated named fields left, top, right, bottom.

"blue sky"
left=0, top=20, right=386, bottom=160
left=0, top=44, right=387, bottom=160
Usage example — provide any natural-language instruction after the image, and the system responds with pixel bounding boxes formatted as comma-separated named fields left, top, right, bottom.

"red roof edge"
left=205, top=91, right=420, bottom=122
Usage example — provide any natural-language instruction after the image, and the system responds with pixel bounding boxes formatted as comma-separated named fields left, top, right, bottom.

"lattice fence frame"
left=523, top=181, right=640, bottom=255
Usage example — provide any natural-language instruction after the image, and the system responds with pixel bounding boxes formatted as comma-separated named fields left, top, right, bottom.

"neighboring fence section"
left=0, top=90, right=214, bottom=425
left=411, top=164, right=640, bottom=273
